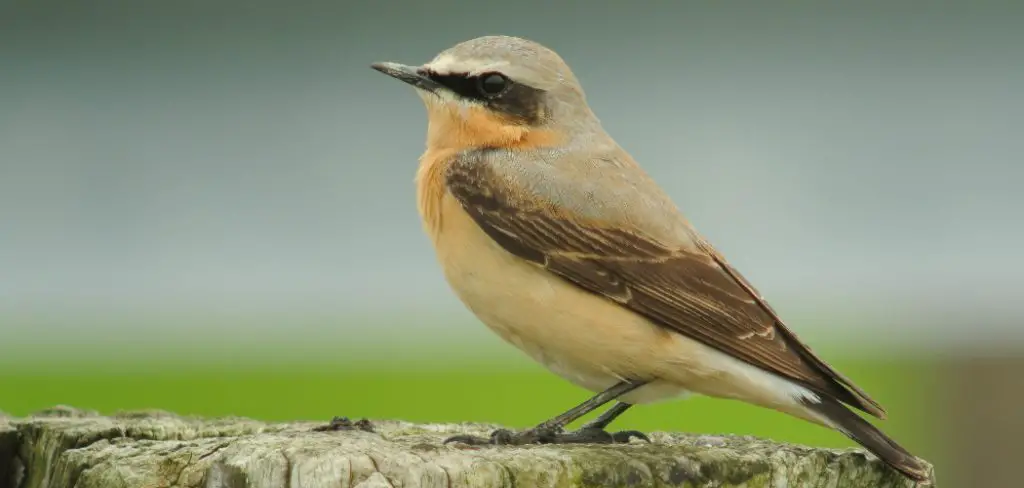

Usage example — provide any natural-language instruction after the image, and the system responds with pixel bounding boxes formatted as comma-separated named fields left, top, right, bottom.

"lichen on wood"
left=0, top=406, right=933, bottom=488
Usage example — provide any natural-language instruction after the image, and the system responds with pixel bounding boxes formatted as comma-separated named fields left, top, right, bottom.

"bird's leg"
left=557, top=401, right=649, bottom=444
left=582, top=401, right=632, bottom=430
left=444, top=380, right=650, bottom=446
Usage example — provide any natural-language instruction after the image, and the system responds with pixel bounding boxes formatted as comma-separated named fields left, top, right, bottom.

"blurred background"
left=2, top=1, right=1022, bottom=486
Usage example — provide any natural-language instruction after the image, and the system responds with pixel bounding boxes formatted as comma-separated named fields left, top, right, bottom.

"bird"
left=369, top=35, right=931, bottom=484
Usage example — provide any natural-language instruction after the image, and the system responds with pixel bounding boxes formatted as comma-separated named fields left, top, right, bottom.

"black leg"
left=534, top=380, right=642, bottom=430
left=444, top=381, right=650, bottom=446
left=570, top=401, right=649, bottom=443
left=582, top=402, right=632, bottom=430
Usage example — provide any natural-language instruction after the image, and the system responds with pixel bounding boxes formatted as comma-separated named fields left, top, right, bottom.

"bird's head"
left=371, top=35, right=601, bottom=151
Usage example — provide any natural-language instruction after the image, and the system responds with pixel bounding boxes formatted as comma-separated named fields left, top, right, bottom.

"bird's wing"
left=445, top=157, right=886, bottom=418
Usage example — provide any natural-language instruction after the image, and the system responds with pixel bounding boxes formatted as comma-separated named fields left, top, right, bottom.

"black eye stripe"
left=420, top=70, right=546, bottom=125
left=421, top=71, right=505, bottom=101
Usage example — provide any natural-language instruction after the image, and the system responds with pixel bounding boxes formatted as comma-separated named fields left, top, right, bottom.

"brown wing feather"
left=447, top=160, right=886, bottom=419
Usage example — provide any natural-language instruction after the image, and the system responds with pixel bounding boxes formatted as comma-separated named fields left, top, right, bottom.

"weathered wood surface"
left=0, top=406, right=933, bottom=488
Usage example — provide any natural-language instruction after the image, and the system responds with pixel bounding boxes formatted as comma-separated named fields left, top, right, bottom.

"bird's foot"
left=552, top=426, right=650, bottom=444
left=443, top=425, right=559, bottom=446
left=312, top=416, right=376, bottom=433
left=444, top=425, right=648, bottom=446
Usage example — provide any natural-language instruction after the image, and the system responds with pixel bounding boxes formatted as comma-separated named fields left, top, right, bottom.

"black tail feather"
left=802, top=396, right=932, bottom=484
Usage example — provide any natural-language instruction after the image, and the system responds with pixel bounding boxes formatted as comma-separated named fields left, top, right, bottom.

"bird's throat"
left=416, top=103, right=559, bottom=239
left=423, top=102, right=558, bottom=153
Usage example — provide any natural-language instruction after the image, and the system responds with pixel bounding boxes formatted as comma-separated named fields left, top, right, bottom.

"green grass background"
left=1, top=352, right=943, bottom=473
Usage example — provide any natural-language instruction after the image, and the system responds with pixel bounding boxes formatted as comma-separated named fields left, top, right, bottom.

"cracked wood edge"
left=0, top=406, right=934, bottom=488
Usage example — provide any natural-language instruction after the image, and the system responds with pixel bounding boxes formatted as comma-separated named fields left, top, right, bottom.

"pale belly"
left=428, top=192, right=692, bottom=405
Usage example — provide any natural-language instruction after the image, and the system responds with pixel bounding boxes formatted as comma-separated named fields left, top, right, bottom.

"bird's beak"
left=370, top=62, right=443, bottom=94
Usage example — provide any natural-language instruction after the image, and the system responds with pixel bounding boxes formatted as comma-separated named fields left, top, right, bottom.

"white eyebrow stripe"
left=425, top=55, right=510, bottom=76
left=424, top=54, right=460, bottom=72
left=467, top=62, right=511, bottom=77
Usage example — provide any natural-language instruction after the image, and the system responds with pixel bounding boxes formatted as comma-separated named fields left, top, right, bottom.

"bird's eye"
left=476, top=72, right=510, bottom=97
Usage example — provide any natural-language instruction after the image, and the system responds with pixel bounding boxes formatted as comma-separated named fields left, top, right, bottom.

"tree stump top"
left=0, top=406, right=933, bottom=487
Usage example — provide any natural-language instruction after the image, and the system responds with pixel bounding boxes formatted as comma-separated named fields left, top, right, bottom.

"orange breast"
left=415, top=102, right=560, bottom=239
left=416, top=147, right=457, bottom=240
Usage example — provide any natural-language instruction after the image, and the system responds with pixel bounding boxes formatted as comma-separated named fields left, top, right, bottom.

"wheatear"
left=370, top=35, right=930, bottom=483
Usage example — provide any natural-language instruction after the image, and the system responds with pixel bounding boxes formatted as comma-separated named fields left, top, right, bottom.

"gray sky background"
left=1, top=1, right=1021, bottom=352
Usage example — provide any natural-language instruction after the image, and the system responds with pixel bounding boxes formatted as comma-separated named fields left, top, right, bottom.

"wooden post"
left=1, top=406, right=933, bottom=488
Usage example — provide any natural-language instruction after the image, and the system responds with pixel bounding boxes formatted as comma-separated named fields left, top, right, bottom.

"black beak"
left=370, top=62, right=443, bottom=93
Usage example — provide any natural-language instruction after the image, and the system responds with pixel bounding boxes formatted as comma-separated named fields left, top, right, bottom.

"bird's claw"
left=442, top=426, right=557, bottom=446
left=558, top=426, right=651, bottom=444
left=443, top=425, right=649, bottom=446
left=312, top=416, right=376, bottom=433
left=442, top=434, right=493, bottom=446
left=611, top=429, right=650, bottom=443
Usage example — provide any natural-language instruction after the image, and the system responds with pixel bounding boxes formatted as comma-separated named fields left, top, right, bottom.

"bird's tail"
left=801, top=396, right=932, bottom=484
